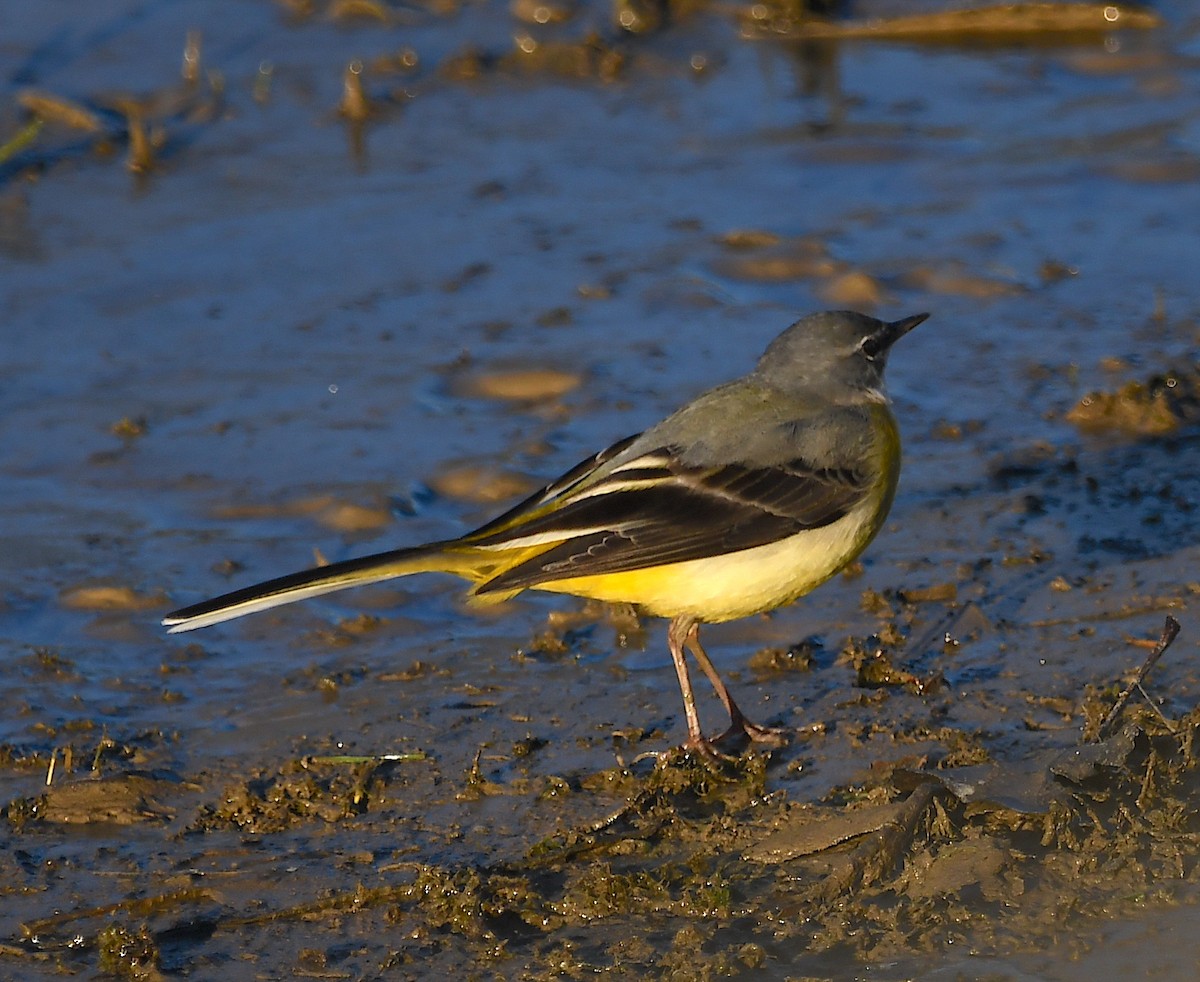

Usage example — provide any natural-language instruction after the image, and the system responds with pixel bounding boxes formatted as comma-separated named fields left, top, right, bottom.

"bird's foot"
left=713, top=714, right=792, bottom=747
left=678, top=736, right=740, bottom=765
left=629, top=739, right=737, bottom=770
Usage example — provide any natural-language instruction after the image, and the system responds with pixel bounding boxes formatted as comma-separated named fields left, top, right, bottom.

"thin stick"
left=1098, top=615, right=1180, bottom=739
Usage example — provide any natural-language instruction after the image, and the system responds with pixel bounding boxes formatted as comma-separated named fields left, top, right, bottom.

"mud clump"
left=1068, top=366, right=1200, bottom=436
left=747, top=640, right=816, bottom=677
left=191, top=756, right=408, bottom=833
left=8, top=774, right=178, bottom=830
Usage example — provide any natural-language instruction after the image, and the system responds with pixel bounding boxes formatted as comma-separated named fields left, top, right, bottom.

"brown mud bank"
left=4, top=611, right=1198, bottom=978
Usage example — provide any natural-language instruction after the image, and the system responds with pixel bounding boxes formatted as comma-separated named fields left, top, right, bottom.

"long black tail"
left=162, top=542, right=459, bottom=633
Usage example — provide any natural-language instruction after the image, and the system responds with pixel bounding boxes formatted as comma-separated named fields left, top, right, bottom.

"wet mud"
left=5, top=0, right=1200, bottom=977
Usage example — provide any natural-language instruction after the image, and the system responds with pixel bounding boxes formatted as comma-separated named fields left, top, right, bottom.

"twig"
left=1098, top=615, right=1180, bottom=739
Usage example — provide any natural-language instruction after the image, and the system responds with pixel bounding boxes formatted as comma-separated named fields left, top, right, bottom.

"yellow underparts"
left=531, top=496, right=886, bottom=621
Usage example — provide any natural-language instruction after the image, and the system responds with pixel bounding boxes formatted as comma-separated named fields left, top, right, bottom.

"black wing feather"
left=476, top=450, right=870, bottom=594
left=465, top=433, right=642, bottom=540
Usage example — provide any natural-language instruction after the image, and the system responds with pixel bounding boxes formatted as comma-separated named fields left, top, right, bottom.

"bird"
left=163, top=309, right=927, bottom=755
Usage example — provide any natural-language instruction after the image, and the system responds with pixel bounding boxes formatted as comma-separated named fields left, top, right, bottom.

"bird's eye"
left=859, top=335, right=882, bottom=359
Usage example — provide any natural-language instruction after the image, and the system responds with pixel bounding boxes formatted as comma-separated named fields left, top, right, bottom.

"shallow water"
left=4, top=0, right=1200, bottom=977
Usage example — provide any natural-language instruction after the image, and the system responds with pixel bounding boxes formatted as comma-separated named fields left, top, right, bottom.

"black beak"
left=862, top=312, right=929, bottom=359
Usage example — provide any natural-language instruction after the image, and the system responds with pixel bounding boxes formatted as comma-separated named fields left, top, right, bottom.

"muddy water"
left=4, top=0, right=1200, bottom=977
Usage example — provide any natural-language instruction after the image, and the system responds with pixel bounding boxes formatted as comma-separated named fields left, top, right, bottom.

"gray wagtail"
left=164, top=309, right=927, bottom=754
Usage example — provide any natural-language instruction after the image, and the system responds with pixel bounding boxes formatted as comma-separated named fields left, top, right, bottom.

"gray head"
left=755, top=310, right=928, bottom=401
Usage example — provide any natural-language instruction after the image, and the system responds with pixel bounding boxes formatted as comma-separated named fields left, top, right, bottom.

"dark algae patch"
left=96, top=922, right=161, bottom=980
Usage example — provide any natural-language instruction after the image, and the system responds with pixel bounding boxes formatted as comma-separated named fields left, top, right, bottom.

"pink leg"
left=682, top=621, right=791, bottom=746
left=666, top=616, right=706, bottom=748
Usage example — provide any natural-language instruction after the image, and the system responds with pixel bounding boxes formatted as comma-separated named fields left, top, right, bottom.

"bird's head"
left=756, top=309, right=928, bottom=402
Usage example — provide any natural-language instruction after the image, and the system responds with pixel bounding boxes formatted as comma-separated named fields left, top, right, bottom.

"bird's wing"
left=469, top=446, right=873, bottom=594
left=463, top=433, right=643, bottom=541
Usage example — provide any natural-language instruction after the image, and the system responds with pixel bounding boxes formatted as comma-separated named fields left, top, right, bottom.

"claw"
left=679, top=737, right=740, bottom=765
left=713, top=716, right=792, bottom=747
